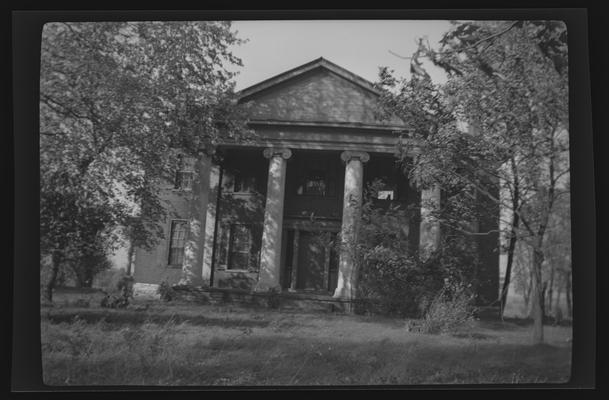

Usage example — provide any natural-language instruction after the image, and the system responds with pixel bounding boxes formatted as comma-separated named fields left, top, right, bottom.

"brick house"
left=130, top=57, right=499, bottom=306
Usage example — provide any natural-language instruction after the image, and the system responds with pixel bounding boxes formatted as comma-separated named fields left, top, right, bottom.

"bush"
left=357, top=236, right=480, bottom=317
left=354, top=180, right=481, bottom=317
left=101, top=275, right=134, bottom=309
left=419, top=280, right=477, bottom=334
left=157, top=280, right=176, bottom=302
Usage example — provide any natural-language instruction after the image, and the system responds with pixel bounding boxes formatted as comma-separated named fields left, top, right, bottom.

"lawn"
left=41, top=300, right=572, bottom=386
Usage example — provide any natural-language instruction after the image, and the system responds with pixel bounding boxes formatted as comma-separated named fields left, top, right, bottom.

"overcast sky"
left=228, top=20, right=454, bottom=92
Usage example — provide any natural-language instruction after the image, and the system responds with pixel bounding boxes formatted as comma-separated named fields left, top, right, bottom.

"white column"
left=181, top=150, right=213, bottom=286
left=419, top=184, right=441, bottom=257
left=333, top=151, right=369, bottom=299
left=255, top=147, right=292, bottom=292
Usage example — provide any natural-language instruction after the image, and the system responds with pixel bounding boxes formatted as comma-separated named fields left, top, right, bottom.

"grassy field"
left=41, top=297, right=572, bottom=386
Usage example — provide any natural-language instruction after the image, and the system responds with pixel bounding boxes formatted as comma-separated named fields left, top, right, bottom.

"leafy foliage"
left=101, top=275, right=134, bottom=309
left=355, top=181, right=479, bottom=317
left=65, top=239, right=113, bottom=288
left=420, top=281, right=476, bottom=334
left=377, top=20, right=570, bottom=342
left=157, top=280, right=176, bottom=302
left=40, top=22, right=251, bottom=298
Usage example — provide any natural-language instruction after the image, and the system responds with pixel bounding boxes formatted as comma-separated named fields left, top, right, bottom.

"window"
left=372, top=177, right=398, bottom=202
left=297, top=169, right=336, bottom=197
left=168, top=220, right=188, bottom=266
left=228, top=224, right=253, bottom=270
left=377, top=190, right=395, bottom=200
left=233, top=172, right=257, bottom=193
left=175, top=171, right=194, bottom=190
left=216, top=223, right=256, bottom=270
left=174, top=155, right=194, bottom=190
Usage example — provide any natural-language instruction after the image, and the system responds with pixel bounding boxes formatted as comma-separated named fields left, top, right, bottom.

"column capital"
left=341, top=150, right=370, bottom=164
left=263, top=147, right=292, bottom=160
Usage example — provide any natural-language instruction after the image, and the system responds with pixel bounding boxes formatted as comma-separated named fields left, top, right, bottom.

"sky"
left=228, top=20, right=454, bottom=92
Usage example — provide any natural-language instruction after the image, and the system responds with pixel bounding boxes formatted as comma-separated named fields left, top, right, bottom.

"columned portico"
left=255, top=147, right=292, bottom=292
left=133, top=58, right=498, bottom=312
left=419, top=184, right=441, bottom=257
left=333, top=150, right=370, bottom=299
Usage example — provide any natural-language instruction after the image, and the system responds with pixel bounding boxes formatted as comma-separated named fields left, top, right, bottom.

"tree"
left=40, top=21, right=251, bottom=301
left=377, top=20, right=569, bottom=343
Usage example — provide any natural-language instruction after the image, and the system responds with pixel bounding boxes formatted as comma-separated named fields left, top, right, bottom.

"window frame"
left=174, top=170, right=195, bottom=191
left=229, top=169, right=258, bottom=194
left=227, top=223, right=254, bottom=271
left=167, top=219, right=189, bottom=267
left=296, top=169, right=337, bottom=198
left=173, top=155, right=195, bottom=191
left=215, top=223, right=259, bottom=272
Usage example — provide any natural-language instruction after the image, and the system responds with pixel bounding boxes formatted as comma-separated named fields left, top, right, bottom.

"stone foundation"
left=171, top=286, right=359, bottom=313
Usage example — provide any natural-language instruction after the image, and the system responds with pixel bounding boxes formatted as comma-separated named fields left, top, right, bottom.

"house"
left=130, top=57, right=499, bottom=306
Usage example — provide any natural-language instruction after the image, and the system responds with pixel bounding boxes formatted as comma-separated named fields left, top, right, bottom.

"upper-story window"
left=234, top=172, right=257, bottom=193
left=371, top=177, right=399, bottom=202
left=297, top=169, right=336, bottom=197
left=225, top=169, right=258, bottom=194
left=377, top=190, right=395, bottom=200
left=174, top=155, right=194, bottom=191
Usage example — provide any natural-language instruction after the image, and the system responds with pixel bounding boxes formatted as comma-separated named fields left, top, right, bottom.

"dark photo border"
left=10, top=5, right=601, bottom=393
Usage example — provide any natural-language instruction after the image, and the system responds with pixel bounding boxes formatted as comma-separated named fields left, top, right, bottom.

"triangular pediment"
left=237, top=58, right=404, bottom=128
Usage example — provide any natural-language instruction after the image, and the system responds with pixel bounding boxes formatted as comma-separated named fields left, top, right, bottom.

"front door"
left=297, top=231, right=327, bottom=291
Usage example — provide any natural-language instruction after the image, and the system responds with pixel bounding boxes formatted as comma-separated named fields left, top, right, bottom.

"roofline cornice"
left=246, top=119, right=407, bottom=132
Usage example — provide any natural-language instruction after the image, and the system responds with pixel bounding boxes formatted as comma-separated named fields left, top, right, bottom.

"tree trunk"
left=547, top=262, right=555, bottom=316
left=44, top=251, right=62, bottom=303
left=500, top=156, right=521, bottom=318
left=565, top=272, right=572, bottom=318
left=500, top=215, right=519, bottom=318
left=524, top=260, right=533, bottom=316
left=554, top=287, right=562, bottom=321
left=126, top=241, right=135, bottom=276
left=531, top=245, right=545, bottom=344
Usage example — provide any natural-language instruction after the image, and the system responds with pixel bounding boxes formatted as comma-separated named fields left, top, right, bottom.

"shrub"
left=157, top=280, right=176, bottom=302
left=101, top=275, right=134, bottom=308
left=420, top=280, right=477, bottom=334
left=356, top=218, right=481, bottom=317
left=349, top=180, right=482, bottom=317
left=67, top=242, right=113, bottom=288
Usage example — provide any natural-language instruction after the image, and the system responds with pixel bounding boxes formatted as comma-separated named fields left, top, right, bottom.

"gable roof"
left=237, top=57, right=381, bottom=101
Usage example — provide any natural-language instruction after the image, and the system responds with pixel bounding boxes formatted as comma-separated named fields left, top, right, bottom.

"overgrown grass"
left=41, top=303, right=572, bottom=386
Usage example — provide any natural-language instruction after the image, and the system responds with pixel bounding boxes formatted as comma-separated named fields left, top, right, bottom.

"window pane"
left=234, top=173, right=256, bottom=193
left=175, top=171, right=194, bottom=190
left=232, top=225, right=251, bottom=251
left=377, top=190, right=394, bottom=200
left=229, top=252, right=249, bottom=270
left=228, top=224, right=252, bottom=269
left=218, top=225, right=230, bottom=265
left=300, top=170, right=331, bottom=196
left=168, top=220, right=187, bottom=266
